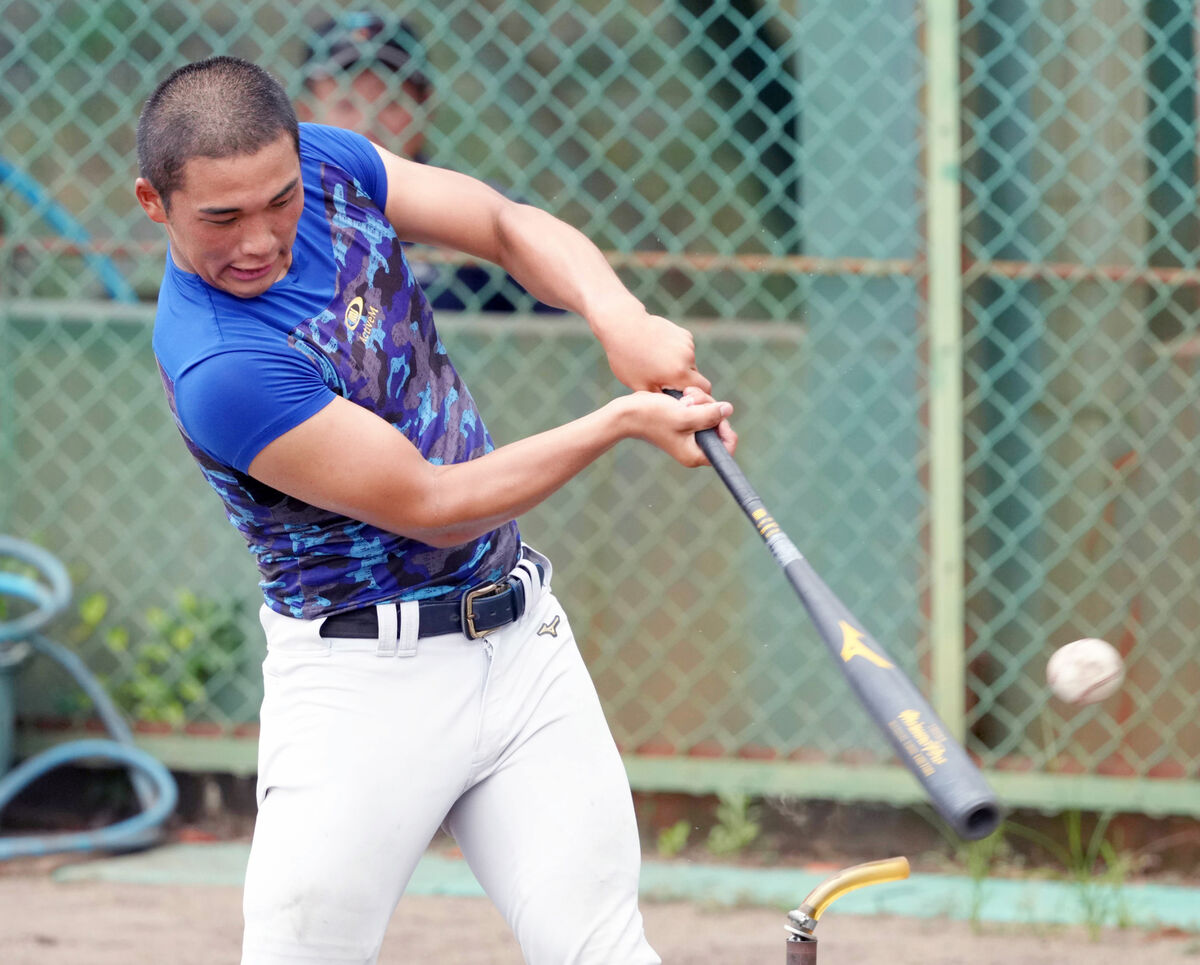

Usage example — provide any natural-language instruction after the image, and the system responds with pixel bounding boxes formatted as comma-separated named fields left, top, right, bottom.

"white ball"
left=1046, top=638, right=1125, bottom=705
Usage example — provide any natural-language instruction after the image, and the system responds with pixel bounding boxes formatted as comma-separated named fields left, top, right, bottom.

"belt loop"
left=521, top=545, right=552, bottom=594
left=375, top=603, right=398, bottom=657
left=513, top=559, right=537, bottom=608
left=396, top=600, right=419, bottom=657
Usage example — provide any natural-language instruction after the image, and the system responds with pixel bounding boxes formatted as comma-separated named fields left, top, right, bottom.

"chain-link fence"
left=2, top=1, right=1197, bottom=816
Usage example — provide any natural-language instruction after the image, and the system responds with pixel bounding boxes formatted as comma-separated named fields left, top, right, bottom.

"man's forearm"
left=490, top=203, right=709, bottom=394
left=416, top=403, right=626, bottom=546
left=249, top=391, right=731, bottom=552
left=492, top=202, right=641, bottom=328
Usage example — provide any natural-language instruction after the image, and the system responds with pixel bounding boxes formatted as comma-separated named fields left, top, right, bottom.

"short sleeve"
left=174, top=345, right=336, bottom=473
left=299, top=123, right=389, bottom=212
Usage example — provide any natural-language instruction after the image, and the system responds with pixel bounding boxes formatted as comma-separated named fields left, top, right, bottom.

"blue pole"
left=0, top=157, right=137, bottom=302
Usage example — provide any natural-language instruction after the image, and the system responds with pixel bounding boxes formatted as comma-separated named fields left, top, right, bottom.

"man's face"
left=135, top=132, right=303, bottom=299
left=304, top=70, right=427, bottom=158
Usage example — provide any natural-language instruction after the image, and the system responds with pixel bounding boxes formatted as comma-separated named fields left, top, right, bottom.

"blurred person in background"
left=299, top=11, right=560, bottom=314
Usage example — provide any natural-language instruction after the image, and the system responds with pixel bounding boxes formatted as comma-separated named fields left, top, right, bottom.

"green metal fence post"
left=924, top=0, right=966, bottom=740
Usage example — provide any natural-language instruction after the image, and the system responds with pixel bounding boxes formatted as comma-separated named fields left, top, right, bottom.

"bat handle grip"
left=663, top=389, right=760, bottom=510
left=663, top=386, right=726, bottom=459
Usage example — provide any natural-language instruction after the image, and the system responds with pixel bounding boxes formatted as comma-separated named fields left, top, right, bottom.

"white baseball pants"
left=240, top=550, right=659, bottom=965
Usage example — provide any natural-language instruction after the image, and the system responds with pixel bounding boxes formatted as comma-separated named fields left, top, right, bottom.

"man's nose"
left=239, top=217, right=277, bottom=258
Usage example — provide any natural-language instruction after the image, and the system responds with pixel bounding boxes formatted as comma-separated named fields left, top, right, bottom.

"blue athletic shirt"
left=153, top=122, right=521, bottom=619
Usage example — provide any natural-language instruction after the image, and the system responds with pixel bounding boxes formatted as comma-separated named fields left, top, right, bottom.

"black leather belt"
left=319, top=562, right=544, bottom=641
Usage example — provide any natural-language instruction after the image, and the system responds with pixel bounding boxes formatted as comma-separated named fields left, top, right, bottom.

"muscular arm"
left=248, top=389, right=734, bottom=548
left=372, top=147, right=710, bottom=394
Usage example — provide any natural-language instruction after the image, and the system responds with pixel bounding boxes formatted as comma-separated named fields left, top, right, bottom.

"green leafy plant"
left=916, top=803, right=1017, bottom=929
left=957, top=825, right=1014, bottom=929
left=1006, top=810, right=1134, bottom=938
left=74, top=589, right=247, bottom=727
left=928, top=804, right=1137, bottom=938
left=705, top=792, right=761, bottom=856
left=656, top=819, right=693, bottom=857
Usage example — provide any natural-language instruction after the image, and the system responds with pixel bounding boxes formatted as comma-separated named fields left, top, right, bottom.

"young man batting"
left=134, top=56, right=735, bottom=965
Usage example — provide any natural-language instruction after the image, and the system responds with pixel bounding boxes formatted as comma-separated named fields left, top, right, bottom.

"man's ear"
left=135, top=178, right=168, bottom=224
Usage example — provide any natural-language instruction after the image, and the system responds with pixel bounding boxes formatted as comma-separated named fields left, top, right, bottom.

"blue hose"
left=25, top=633, right=161, bottom=812
left=0, top=538, right=72, bottom=643
left=0, top=739, right=177, bottom=858
left=0, top=537, right=178, bottom=859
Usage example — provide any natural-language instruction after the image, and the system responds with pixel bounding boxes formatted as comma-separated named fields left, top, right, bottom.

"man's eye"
left=272, top=196, right=293, bottom=208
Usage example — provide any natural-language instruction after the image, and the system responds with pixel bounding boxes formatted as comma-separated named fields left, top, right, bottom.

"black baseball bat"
left=670, top=392, right=1001, bottom=840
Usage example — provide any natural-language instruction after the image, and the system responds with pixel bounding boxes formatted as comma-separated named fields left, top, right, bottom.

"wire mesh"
left=1, top=0, right=1197, bottom=812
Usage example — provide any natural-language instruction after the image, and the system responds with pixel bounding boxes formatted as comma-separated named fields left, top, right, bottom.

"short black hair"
left=136, top=56, right=300, bottom=209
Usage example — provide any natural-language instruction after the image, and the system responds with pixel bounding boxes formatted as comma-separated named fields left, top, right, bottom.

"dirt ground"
left=2, top=786, right=1199, bottom=963
left=1, top=864, right=1197, bottom=965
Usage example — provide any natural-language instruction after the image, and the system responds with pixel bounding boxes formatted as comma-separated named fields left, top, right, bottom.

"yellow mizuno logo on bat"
left=839, top=621, right=893, bottom=668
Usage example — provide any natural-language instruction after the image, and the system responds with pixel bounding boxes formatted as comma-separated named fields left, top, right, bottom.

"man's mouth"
left=227, top=262, right=274, bottom=282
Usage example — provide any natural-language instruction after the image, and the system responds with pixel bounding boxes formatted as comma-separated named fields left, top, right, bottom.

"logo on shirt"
left=344, top=296, right=364, bottom=332
left=537, top=615, right=560, bottom=638
left=358, top=304, right=381, bottom=345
